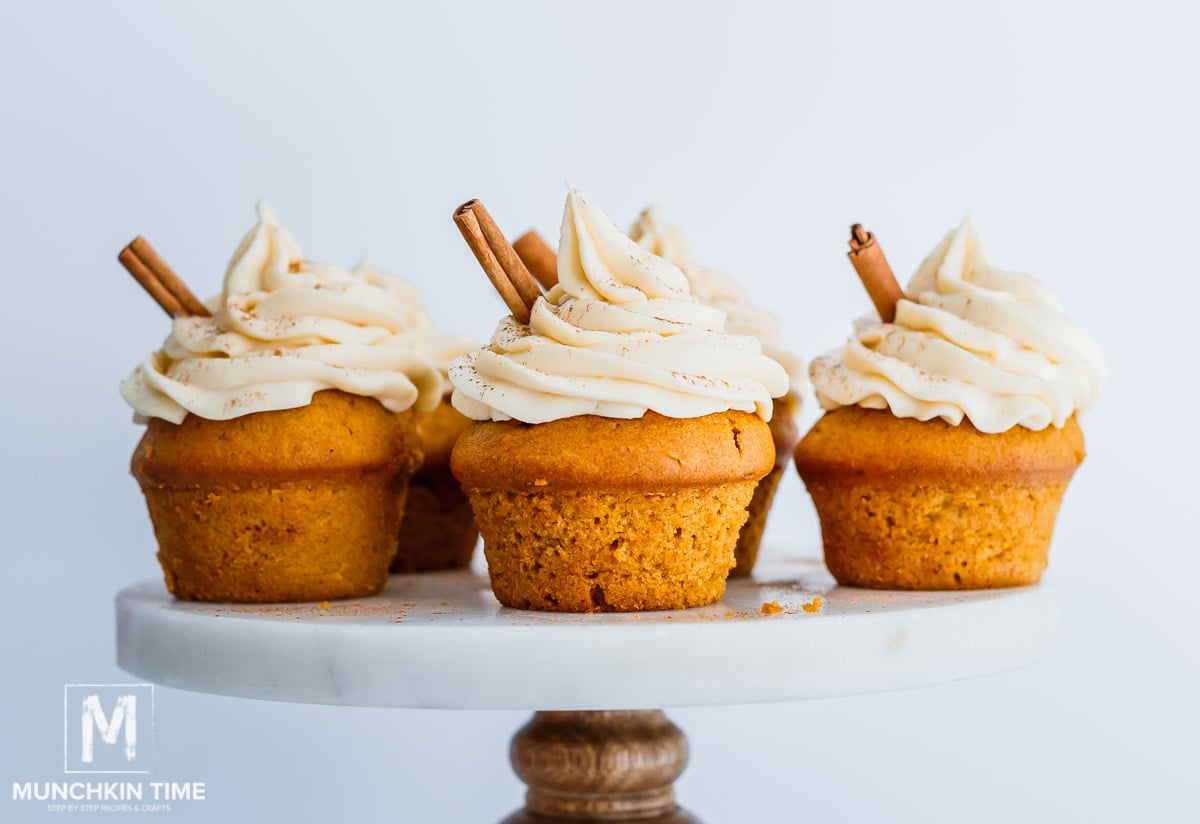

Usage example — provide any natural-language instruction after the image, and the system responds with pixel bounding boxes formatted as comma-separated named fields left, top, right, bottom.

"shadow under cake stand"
left=115, top=559, right=1058, bottom=823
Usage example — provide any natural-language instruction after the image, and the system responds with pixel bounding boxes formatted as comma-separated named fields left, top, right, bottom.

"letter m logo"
left=81, top=694, right=136, bottom=763
left=64, top=684, right=154, bottom=774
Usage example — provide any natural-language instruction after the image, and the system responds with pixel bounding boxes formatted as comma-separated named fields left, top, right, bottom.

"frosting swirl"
left=121, top=203, right=445, bottom=423
left=449, top=191, right=789, bottom=424
left=629, top=205, right=807, bottom=392
left=809, top=219, right=1105, bottom=433
left=348, top=261, right=477, bottom=390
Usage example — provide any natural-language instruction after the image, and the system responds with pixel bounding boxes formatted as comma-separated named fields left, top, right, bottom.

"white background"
left=2, top=1, right=1197, bottom=822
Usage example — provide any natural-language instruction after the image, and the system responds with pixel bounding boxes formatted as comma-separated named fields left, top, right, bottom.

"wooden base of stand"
left=499, top=711, right=701, bottom=823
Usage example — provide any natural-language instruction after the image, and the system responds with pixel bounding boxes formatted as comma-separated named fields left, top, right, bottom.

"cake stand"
left=116, top=559, right=1058, bottom=823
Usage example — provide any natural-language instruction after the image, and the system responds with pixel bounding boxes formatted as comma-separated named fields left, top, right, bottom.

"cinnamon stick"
left=847, top=224, right=905, bottom=323
left=512, top=230, right=559, bottom=289
left=118, top=236, right=210, bottom=318
left=453, top=200, right=542, bottom=324
left=471, top=202, right=543, bottom=311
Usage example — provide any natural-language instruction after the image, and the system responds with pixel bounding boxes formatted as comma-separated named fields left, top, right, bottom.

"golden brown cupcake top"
left=452, top=410, right=774, bottom=492
left=793, top=405, right=1085, bottom=483
left=413, top=399, right=472, bottom=476
left=132, top=390, right=420, bottom=485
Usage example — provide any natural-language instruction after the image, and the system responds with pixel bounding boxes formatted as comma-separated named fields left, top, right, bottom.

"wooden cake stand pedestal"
left=503, top=710, right=695, bottom=823
left=115, top=559, right=1058, bottom=823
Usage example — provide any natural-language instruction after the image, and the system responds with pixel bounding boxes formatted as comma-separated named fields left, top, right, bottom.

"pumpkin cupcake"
left=121, top=204, right=443, bottom=603
left=449, top=190, right=790, bottom=612
left=629, top=205, right=806, bottom=577
left=349, top=264, right=480, bottom=573
left=794, top=219, right=1104, bottom=590
left=391, top=395, right=479, bottom=573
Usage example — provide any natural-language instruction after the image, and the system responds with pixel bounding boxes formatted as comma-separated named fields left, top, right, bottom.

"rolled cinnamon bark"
left=469, top=202, right=543, bottom=312
left=847, top=224, right=905, bottom=323
left=119, top=236, right=210, bottom=318
left=513, top=230, right=559, bottom=290
left=454, top=200, right=543, bottom=324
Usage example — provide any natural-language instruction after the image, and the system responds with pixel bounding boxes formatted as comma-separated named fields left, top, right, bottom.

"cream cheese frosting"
left=121, top=203, right=446, bottom=423
left=629, top=205, right=807, bottom=393
left=809, top=219, right=1105, bottom=433
left=449, top=190, right=790, bottom=424
left=347, top=260, right=477, bottom=391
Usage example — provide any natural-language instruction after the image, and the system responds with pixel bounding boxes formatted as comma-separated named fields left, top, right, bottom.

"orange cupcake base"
left=731, top=393, right=800, bottom=578
left=793, top=406, right=1085, bottom=590
left=392, top=399, right=478, bottom=573
left=132, top=391, right=419, bottom=603
left=453, top=410, right=775, bottom=612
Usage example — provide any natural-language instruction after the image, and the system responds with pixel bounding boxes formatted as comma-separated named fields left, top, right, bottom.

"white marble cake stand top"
left=116, top=560, right=1058, bottom=710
